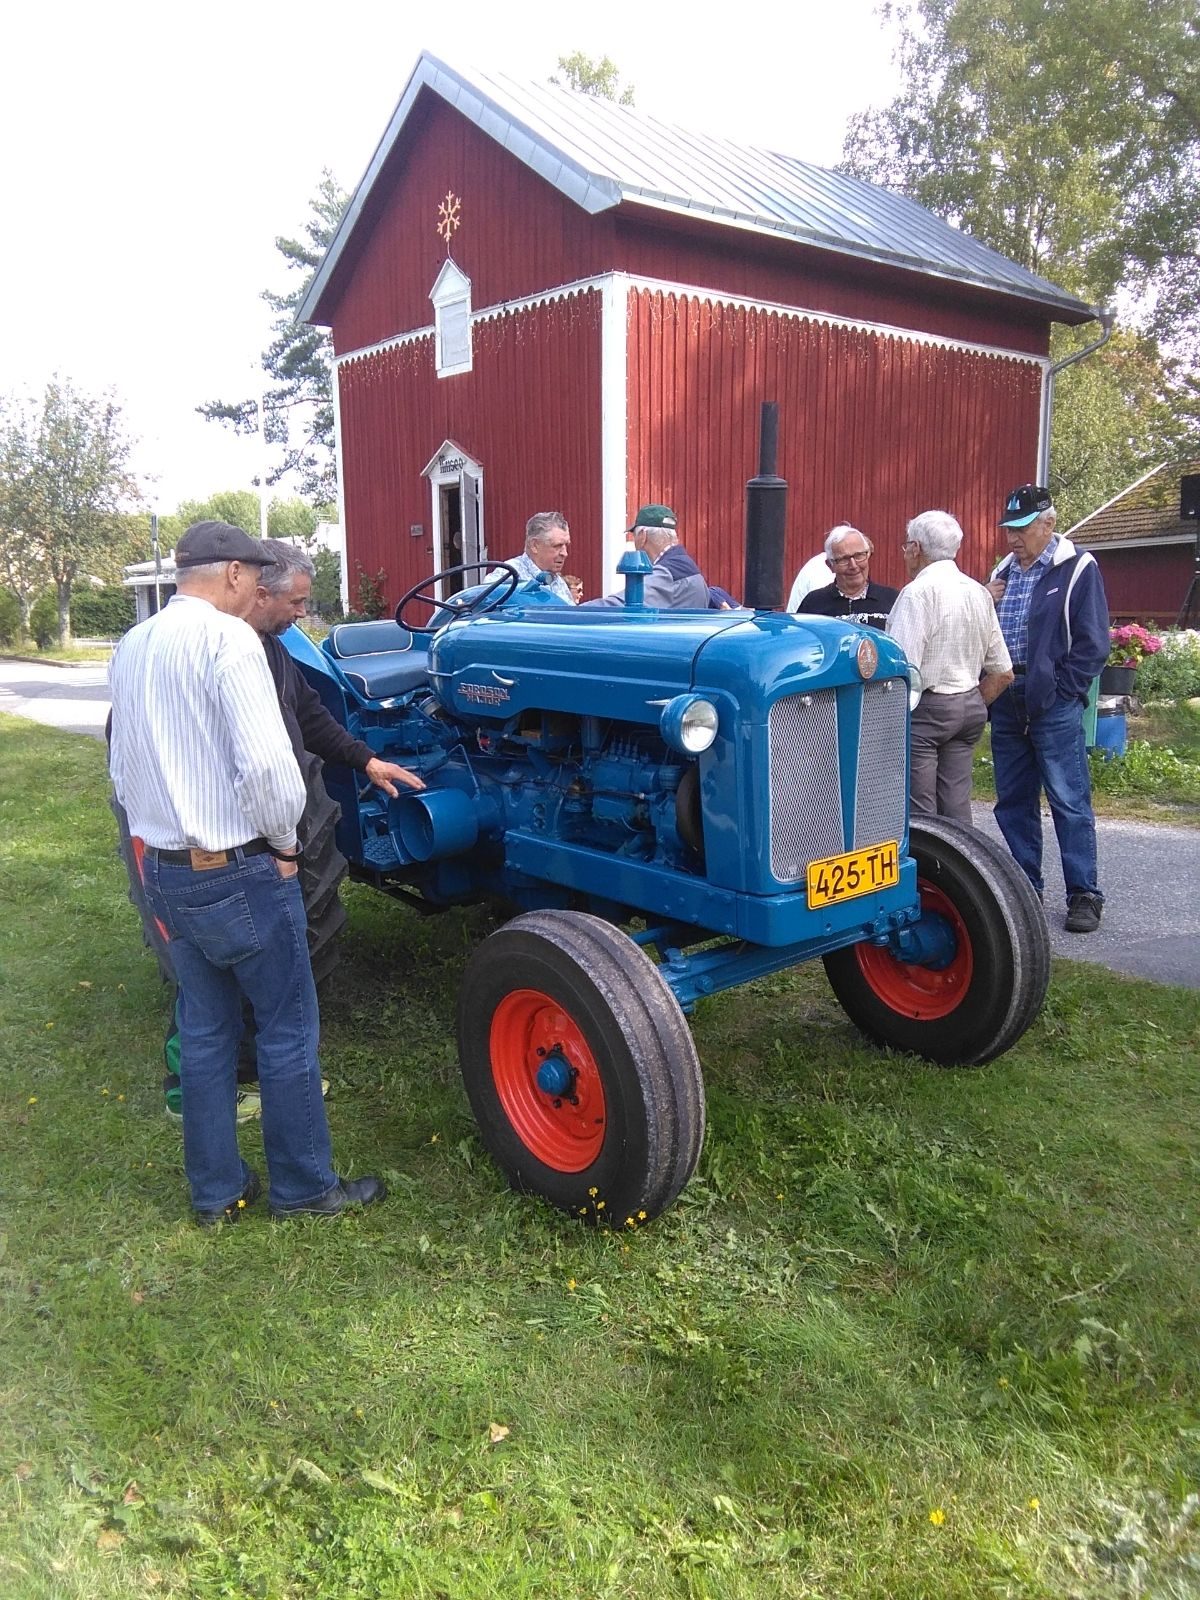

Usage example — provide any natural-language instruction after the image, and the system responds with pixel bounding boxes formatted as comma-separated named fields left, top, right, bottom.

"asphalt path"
left=2, top=658, right=1197, bottom=989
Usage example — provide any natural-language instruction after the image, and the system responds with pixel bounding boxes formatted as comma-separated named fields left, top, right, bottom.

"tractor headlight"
left=660, top=694, right=719, bottom=754
left=907, top=665, right=923, bottom=712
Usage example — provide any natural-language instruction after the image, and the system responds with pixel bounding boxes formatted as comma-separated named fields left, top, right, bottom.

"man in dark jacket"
left=594, top=505, right=713, bottom=608
left=987, top=486, right=1109, bottom=932
left=797, top=525, right=898, bottom=628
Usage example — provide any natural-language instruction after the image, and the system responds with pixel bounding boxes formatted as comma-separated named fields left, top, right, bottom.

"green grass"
left=0, top=644, right=114, bottom=664
left=974, top=702, right=1200, bottom=822
left=2, top=712, right=1198, bottom=1599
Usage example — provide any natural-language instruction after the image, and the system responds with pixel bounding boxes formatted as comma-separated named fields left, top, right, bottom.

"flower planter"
left=1099, top=665, right=1137, bottom=696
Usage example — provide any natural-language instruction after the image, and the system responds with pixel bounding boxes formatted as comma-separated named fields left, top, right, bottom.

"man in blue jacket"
left=987, top=485, right=1109, bottom=933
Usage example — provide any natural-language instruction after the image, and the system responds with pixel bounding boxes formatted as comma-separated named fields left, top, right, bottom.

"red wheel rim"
left=854, top=880, right=973, bottom=1020
left=489, top=989, right=607, bottom=1171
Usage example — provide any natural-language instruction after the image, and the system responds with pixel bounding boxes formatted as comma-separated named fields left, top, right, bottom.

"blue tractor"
left=284, top=419, right=1048, bottom=1225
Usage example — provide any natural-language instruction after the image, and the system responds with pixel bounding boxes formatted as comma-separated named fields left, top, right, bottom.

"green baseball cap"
left=628, top=504, right=677, bottom=532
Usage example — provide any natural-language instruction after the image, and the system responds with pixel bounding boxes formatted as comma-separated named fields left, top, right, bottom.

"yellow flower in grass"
left=929, top=1508, right=946, bottom=1526
left=1028, top=1497, right=1040, bottom=1511
left=27, top=1097, right=38, bottom=1105
left=567, top=1278, right=577, bottom=1292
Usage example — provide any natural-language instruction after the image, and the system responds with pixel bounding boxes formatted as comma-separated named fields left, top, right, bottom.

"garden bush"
left=29, top=588, right=59, bottom=649
left=0, top=586, right=21, bottom=646
left=70, top=583, right=136, bottom=637
left=1137, top=629, right=1200, bottom=701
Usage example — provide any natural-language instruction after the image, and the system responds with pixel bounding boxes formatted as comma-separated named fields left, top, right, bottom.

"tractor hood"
left=428, top=604, right=907, bottom=725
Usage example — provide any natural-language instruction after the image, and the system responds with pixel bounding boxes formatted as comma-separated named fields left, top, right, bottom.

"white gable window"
left=430, top=259, right=473, bottom=378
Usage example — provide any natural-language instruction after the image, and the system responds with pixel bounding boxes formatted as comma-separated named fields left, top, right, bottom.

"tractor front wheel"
left=822, top=816, right=1049, bottom=1065
left=458, top=910, right=705, bottom=1223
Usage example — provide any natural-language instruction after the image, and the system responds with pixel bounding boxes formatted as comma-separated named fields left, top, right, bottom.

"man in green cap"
left=595, top=505, right=712, bottom=608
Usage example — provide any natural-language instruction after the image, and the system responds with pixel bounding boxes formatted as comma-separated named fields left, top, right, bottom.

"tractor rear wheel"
left=458, top=910, right=706, bottom=1224
left=822, top=816, right=1049, bottom=1066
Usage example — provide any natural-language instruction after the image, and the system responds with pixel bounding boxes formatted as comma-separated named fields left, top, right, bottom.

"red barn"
left=301, top=52, right=1095, bottom=607
left=1069, top=462, right=1200, bottom=627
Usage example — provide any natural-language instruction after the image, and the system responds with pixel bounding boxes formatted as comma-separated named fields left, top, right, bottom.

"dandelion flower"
left=1028, top=1497, right=1039, bottom=1511
left=567, top=1278, right=577, bottom=1292
left=27, top=1096, right=37, bottom=1105
left=929, top=1508, right=946, bottom=1526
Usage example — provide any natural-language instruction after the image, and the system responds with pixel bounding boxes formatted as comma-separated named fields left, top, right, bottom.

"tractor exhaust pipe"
left=742, top=401, right=787, bottom=611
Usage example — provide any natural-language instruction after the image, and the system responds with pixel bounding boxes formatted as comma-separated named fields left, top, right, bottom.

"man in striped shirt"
left=109, top=521, right=385, bottom=1224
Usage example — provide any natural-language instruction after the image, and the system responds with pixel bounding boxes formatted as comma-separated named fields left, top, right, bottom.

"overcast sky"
left=2, top=0, right=900, bottom=513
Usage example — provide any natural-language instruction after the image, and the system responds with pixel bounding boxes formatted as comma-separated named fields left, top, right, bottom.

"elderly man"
left=886, top=510, right=1013, bottom=825
left=500, top=511, right=575, bottom=602
left=987, top=485, right=1109, bottom=933
left=797, top=524, right=898, bottom=627
left=109, top=521, right=386, bottom=1223
left=147, top=539, right=425, bottom=1121
left=594, top=505, right=711, bottom=608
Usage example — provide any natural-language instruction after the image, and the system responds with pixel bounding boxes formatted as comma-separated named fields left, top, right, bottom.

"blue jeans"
left=989, top=686, right=1101, bottom=903
left=143, top=849, right=337, bottom=1212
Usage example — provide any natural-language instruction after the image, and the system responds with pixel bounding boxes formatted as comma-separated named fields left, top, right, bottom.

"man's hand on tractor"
left=364, top=757, right=426, bottom=797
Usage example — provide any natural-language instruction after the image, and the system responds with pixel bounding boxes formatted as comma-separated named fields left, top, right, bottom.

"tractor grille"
left=854, top=680, right=907, bottom=850
left=768, top=691, right=842, bottom=881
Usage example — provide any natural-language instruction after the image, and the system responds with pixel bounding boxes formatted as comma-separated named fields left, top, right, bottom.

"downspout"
left=1037, top=307, right=1116, bottom=485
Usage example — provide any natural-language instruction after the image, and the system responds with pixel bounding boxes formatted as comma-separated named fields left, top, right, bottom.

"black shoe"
left=270, top=1176, right=387, bottom=1220
left=194, top=1170, right=262, bottom=1227
left=1065, top=893, right=1103, bottom=934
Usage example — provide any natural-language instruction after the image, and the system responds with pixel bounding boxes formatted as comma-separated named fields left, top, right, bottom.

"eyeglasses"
left=829, top=550, right=869, bottom=566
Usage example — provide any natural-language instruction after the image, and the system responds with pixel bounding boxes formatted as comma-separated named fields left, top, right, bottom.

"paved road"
left=0, top=657, right=111, bottom=739
left=2, top=659, right=1197, bottom=989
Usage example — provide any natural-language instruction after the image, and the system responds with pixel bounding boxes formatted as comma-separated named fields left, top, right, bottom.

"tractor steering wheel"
left=394, top=562, right=521, bottom=632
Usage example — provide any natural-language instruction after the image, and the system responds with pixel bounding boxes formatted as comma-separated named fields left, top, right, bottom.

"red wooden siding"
left=625, top=289, right=1043, bottom=598
left=1090, top=545, right=1194, bottom=627
left=338, top=291, right=603, bottom=603
left=327, top=95, right=614, bottom=356
left=614, top=211, right=1052, bottom=358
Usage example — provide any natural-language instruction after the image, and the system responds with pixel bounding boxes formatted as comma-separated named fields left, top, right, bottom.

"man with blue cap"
left=986, top=485, right=1109, bottom=933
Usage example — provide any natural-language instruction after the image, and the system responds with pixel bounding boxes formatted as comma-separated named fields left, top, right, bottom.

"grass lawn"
left=0, top=645, right=114, bottom=665
left=2, top=713, right=1198, bottom=1599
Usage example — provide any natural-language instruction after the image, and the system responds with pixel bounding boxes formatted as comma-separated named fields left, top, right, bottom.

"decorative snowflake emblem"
left=437, top=191, right=462, bottom=246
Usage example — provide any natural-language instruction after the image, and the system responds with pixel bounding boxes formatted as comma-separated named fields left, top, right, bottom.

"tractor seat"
left=323, top=621, right=431, bottom=700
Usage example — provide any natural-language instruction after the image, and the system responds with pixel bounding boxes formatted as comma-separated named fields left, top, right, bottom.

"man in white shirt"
left=886, top=510, right=1014, bottom=825
left=499, top=511, right=575, bottom=602
left=109, top=521, right=386, bottom=1225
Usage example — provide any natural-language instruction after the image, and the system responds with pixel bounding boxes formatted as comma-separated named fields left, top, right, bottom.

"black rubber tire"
left=295, top=751, right=348, bottom=989
left=822, top=816, right=1050, bottom=1066
left=458, top=910, right=706, bottom=1223
left=110, top=752, right=347, bottom=992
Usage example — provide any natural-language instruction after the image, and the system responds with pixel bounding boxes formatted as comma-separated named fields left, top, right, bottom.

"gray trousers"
left=909, top=688, right=987, bottom=825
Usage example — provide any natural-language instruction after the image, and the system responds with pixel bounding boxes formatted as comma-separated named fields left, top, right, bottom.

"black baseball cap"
left=175, top=521, right=276, bottom=568
left=999, top=485, right=1053, bottom=529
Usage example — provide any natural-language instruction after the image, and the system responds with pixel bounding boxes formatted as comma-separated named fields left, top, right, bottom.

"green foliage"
left=198, top=172, right=348, bottom=501
left=28, top=587, right=58, bottom=649
left=0, top=586, right=20, bottom=645
left=310, top=545, right=343, bottom=618
left=2, top=716, right=1199, bottom=1597
left=69, top=584, right=136, bottom=639
left=1050, top=328, right=1186, bottom=525
left=842, top=0, right=1200, bottom=512
left=267, top=496, right=320, bottom=543
left=1137, top=629, right=1200, bottom=702
left=0, top=378, right=140, bottom=647
left=550, top=52, right=635, bottom=105
left=345, top=563, right=387, bottom=622
left=162, top=489, right=263, bottom=550
left=1089, top=736, right=1200, bottom=802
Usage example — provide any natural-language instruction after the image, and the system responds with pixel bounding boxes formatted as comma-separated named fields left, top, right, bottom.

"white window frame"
left=430, top=258, right=473, bottom=378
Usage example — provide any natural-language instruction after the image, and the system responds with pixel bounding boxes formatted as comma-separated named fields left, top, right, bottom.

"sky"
left=2, top=0, right=900, bottom=515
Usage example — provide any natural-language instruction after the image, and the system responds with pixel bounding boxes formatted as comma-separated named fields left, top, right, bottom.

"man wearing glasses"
left=797, top=524, right=898, bottom=629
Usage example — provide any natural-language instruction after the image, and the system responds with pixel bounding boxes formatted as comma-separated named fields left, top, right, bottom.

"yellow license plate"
left=806, top=840, right=900, bottom=908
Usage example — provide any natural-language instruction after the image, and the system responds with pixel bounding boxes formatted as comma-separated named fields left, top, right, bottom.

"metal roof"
left=300, top=52, right=1096, bottom=328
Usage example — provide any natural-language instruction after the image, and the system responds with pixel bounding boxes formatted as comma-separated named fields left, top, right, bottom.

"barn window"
left=430, top=259, right=473, bottom=378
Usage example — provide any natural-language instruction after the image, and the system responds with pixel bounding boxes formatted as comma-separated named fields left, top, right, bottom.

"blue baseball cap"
left=999, top=485, right=1052, bottom=528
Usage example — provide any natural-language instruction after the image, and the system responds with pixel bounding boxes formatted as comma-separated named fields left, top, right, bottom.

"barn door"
left=461, top=469, right=482, bottom=567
